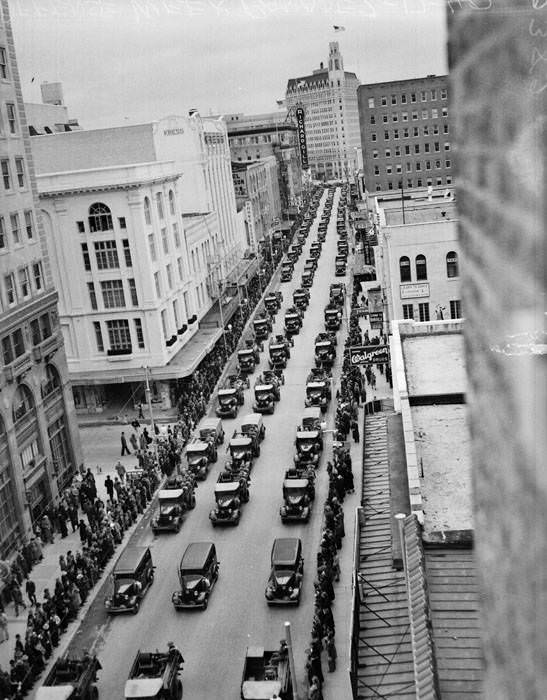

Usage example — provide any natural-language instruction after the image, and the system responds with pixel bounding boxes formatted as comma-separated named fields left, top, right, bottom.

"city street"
left=65, top=188, right=351, bottom=698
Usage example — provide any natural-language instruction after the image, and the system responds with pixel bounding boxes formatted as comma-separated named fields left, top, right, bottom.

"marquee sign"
left=368, top=311, right=384, bottom=330
left=295, top=107, right=309, bottom=170
left=349, top=345, right=389, bottom=365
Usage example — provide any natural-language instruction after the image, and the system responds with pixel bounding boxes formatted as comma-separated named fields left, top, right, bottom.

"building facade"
left=374, top=191, right=461, bottom=327
left=31, top=115, right=246, bottom=410
left=285, top=42, right=361, bottom=181
left=224, top=111, right=302, bottom=210
left=25, top=81, right=82, bottom=136
left=231, top=156, right=282, bottom=253
left=0, top=0, right=82, bottom=556
left=358, top=75, right=452, bottom=193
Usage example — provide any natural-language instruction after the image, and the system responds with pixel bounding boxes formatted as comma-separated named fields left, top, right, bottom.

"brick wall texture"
left=449, top=2, right=546, bottom=699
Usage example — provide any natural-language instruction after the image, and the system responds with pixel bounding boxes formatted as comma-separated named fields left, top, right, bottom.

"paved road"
left=67, top=187, right=351, bottom=699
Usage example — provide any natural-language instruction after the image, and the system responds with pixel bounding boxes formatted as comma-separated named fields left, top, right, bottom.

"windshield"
left=307, top=387, right=322, bottom=397
left=159, top=502, right=179, bottom=514
left=230, top=448, right=249, bottom=459
left=286, top=487, right=306, bottom=500
left=256, top=390, right=272, bottom=399
left=188, top=452, right=206, bottom=464
left=239, top=350, right=253, bottom=357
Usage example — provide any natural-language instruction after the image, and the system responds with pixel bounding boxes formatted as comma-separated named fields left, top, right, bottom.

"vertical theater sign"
left=295, top=107, right=309, bottom=170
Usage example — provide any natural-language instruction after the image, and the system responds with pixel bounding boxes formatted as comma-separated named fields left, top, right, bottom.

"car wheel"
left=190, top=495, right=196, bottom=509
left=256, top=445, right=261, bottom=457
left=202, top=598, right=208, bottom=611
left=213, top=450, right=218, bottom=463
left=132, top=601, right=140, bottom=614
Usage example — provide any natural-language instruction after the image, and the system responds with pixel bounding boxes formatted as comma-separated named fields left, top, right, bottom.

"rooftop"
left=359, top=74, right=448, bottom=89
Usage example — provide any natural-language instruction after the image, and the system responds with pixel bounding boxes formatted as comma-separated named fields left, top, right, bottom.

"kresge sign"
left=350, top=345, right=389, bottom=365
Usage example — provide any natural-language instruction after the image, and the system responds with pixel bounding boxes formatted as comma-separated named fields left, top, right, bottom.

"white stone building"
left=285, top=42, right=361, bottom=181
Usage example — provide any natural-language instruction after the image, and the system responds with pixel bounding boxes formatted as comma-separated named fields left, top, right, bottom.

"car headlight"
left=105, top=599, right=111, bottom=607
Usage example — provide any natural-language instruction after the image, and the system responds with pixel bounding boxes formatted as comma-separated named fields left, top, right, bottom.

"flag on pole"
left=333, top=25, right=346, bottom=32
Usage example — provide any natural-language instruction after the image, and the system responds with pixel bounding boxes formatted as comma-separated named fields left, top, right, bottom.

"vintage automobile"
left=337, top=241, right=349, bottom=257
left=335, top=257, right=347, bottom=276
left=286, top=249, right=298, bottom=264
left=317, top=229, right=327, bottom=243
left=209, top=471, right=249, bottom=526
left=124, top=648, right=183, bottom=700
left=294, top=430, right=321, bottom=468
left=265, top=538, right=304, bottom=605
left=304, top=257, right=318, bottom=273
left=324, top=304, right=342, bottom=332
left=253, top=313, right=273, bottom=341
left=314, top=338, right=336, bottom=369
left=329, top=282, right=346, bottom=306
left=105, top=547, right=154, bottom=615
left=253, top=382, right=276, bottom=414
left=199, top=417, right=225, bottom=446
left=290, top=240, right=303, bottom=255
left=36, top=654, right=101, bottom=700
left=237, top=347, right=259, bottom=374
left=172, top=541, right=219, bottom=610
left=301, top=270, right=314, bottom=288
left=269, top=340, right=289, bottom=371
left=258, top=368, right=284, bottom=391
left=281, top=260, right=294, bottom=282
left=227, top=433, right=256, bottom=469
left=293, top=288, right=310, bottom=311
left=301, top=406, right=324, bottom=438
left=241, top=646, right=292, bottom=700
left=264, top=291, right=283, bottom=314
left=186, top=438, right=217, bottom=480
left=151, top=489, right=193, bottom=533
left=284, top=307, right=303, bottom=336
left=280, top=476, right=313, bottom=523
left=304, top=380, right=330, bottom=413
left=215, top=388, right=240, bottom=419
left=308, top=245, right=321, bottom=260
left=240, top=413, right=266, bottom=448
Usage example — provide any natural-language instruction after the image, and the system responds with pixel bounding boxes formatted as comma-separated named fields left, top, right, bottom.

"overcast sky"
left=10, top=0, right=448, bottom=130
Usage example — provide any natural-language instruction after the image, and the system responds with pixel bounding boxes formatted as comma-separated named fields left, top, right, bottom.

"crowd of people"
left=0, top=463, right=160, bottom=699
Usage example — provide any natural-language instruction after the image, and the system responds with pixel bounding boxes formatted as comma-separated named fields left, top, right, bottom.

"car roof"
left=272, top=537, right=301, bottom=564
left=255, top=384, right=272, bottom=391
left=283, top=479, right=308, bottom=489
left=218, top=388, right=236, bottom=395
left=158, top=489, right=184, bottom=499
left=180, top=541, right=215, bottom=570
left=230, top=436, right=252, bottom=446
left=241, top=413, right=262, bottom=425
left=303, top=406, right=322, bottom=418
left=296, top=430, right=319, bottom=439
left=315, top=341, right=332, bottom=347
left=215, top=482, right=239, bottom=493
left=200, top=418, right=221, bottom=429
left=238, top=348, right=254, bottom=354
left=114, top=546, right=150, bottom=574
left=187, top=441, right=208, bottom=451
left=307, top=382, right=325, bottom=389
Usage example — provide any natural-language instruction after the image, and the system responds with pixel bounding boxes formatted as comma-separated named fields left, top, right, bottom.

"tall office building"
left=358, top=75, right=452, bottom=193
left=449, top=2, right=546, bottom=698
left=285, top=42, right=361, bottom=181
left=0, top=0, right=82, bottom=557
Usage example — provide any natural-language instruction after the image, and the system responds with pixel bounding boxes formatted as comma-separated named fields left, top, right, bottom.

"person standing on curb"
left=120, top=431, right=131, bottom=456
left=25, top=578, right=37, bottom=606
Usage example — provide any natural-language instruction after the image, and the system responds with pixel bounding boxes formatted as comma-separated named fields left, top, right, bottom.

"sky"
left=9, top=0, right=448, bottom=130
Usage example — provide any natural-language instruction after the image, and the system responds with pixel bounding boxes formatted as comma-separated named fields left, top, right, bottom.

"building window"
left=166, top=264, right=173, bottom=290
left=24, top=211, right=33, bottom=239
left=401, top=112, right=408, bottom=122
left=416, top=254, right=427, bottom=280
left=396, top=164, right=402, bottom=173
left=161, top=309, right=168, bottom=340
left=134, top=319, right=145, bottom=349
left=18, top=267, right=30, bottom=298
left=416, top=161, right=422, bottom=171
left=0, top=47, right=7, bottom=79
left=412, top=111, right=418, bottom=120
left=388, top=182, right=393, bottom=190
left=10, top=213, right=20, bottom=244
left=450, top=300, right=462, bottom=319
left=421, top=90, right=427, bottom=101
left=407, top=179, right=413, bottom=188
left=386, top=165, right=392, bottom=174
left=414, top=144, right=420, bottom=154
left=118, top=217, right=126, bottom=230
left=81, top=243, right=91, bottom=271
left=444, top=124, right=449, bottom=135
left=406, top=162, right=412, bottom=172
left=404, top=145, right=410, bottom=155
left=434, top=142, right=440, bottom=152
left=395, top=146, right=401, bottom=156
left=424, top=143, right=430, bottom=153
left=446, top=252, right=459, bottom=278
left=0, top=217, right=5, bottom=248
left=372, top=150, right=378, bottom=159
left=1, top=159, right=11, bottom=189
left=154, top=271, right=161, bottom=298
left=418, top=302, right=430, bottom=322
left=446, top=159, right=451, bottom=168
left=381, top=96, right=387, bottom=106
left=12, top=385, right=34, bottom=423
left=77, top=221, right=85, bottom=233
left=374, top=166, right=380, bottom=176
left=177, top=257, right=184, bottom=280
left=168, top=189, right=175, bottom=215
left=441, top=88, right=447, bottom=99
left=403, top=128, right=409, bottom=138
left=127, top=278, right=138, bottom=306
left=384, top=131, right=389, bottom=140
left=87, top=282, right=97, bottom=310
left=93, top=321, right=104, bottom=352
left=88, top=203, right=113, bottom=232
left=444, top=142, right=451, bottom=151
left=385, top=148, right=391, bottom=158
left=33, top=262, right=43, bottom=290
left=144, top=196, right=151, bottom=225
left=431, top=108, right=438, bottom=119
left=30, top=319, right=41, bottom=345
left=431, top=89, right=437, bottom=100
left=94, top=240, right=119, bottom=269
left=370, top=115, right=375, bottom=124
left=399, top=256, right=411, bottom=282
left=413, top=127, right=419, bottom=137
left=101, top=279, right=126, bottom=308
left=161, top=227, right=169, bottom=254
left=392, top=113, right=398, bottom=122
left=382, top=114, right=388, bottom=123
left=422, top=109, right=428, bottom=119
left=6, top=103, right=16, bottom=133
left=173, top=223, right=181, bottom=247
left=411, top=93, right=416, bottom=103
left=371, top=133, right=377, bottom=142
left=148, top=233, right=157, bottom=261
left=368, top=97, right=375, bottom=108
left=106, top=319, right=131, bottom=351
left=2, top=328, right=24, bottom=364
left=401, top=94, right=407, bottom=104
left=156, top=192, right=164, bottom=220
left=423, top=125, right=429, bottom=136
left=402, top=303, right=414, bottom=319
left=417, top=178, right=423, bottom=187
left=122, top=239, right=132, bottom=267
left=433, top=124, right=439, bottom=135
left=393, top=129, right=399, bottom=139
left=14, top=158, right=25, bottom=188
left=426, top=160, right=431, bottom=170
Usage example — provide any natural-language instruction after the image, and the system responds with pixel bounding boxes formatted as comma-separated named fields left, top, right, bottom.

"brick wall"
left=449, top=2, right=547, bottom=698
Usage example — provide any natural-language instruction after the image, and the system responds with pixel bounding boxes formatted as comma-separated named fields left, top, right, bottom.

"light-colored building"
left=0, top=0, right=83, bottom=559
left=25, top=81, right=82, bottom=136
left=357, top=75, right=452, bottom=193
left=285, top=42, right=361, bottom=181
left=373, top=189, right=461, bottom=328
left=31, top=114, right=249, bottom=411
left=231, top=156, right=282, bottom=254
left=223, top=111, right=302, bottom=210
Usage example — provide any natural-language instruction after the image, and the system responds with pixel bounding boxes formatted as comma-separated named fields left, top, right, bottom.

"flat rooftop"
left=401, top=328, right=466, bottom=395
left=384, top=202, right=457, bottom=226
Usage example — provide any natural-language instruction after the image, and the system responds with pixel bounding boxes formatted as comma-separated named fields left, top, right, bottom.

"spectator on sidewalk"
left=25, top=578, right=37, bottom=606
left=115, top=461, right=127, bottom=483
left=120, top=432, right=131, bottom=456
left=129, top=432, right=139, bottom=452
left=104, top=475, right=115, bottom=502
left=11, top=582, right=26, bottom=617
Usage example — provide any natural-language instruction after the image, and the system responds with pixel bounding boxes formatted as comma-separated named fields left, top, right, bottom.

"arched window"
left=416, top=254, right=427, bottom=280
left=399, top=256, right=411, bottom=282
left=446, top=251, right=459, bottom=278
left=144, top=197, right=151, bottom=225
left=12, top=384, right=35, bottom=423
left=168, top=190, right=175, bottom=216
left=42, top=363, right=61, bottom=398
left=88, top=203, right=113, bottom=232
left=156, top=192, right=164, bottom=220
